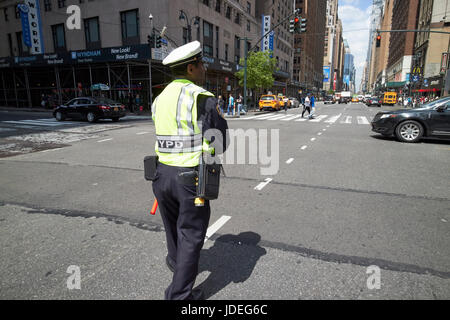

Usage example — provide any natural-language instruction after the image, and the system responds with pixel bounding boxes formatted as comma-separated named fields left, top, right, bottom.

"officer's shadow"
left=196, top=232, right=267, bottom=299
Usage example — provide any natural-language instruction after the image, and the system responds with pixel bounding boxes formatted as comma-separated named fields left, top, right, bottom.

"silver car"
left=288, top=97, right=300, bottom=108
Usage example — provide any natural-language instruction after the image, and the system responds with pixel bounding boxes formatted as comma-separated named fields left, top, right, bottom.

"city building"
left=255, top=0, right=295, bottom=96
left=0, top=0, right=260, bottom=108
left=293, top=0, right=327, bottom=94
left=385, top=0, right=420, bottom=89
left=343, top=40, right=356, bottom=92
left=332, top=18, right=345, bottom=92
left=323, top=0, right=339, bottom=93
left=413, top=0, right=450, bottom=97
left=369, top=0, right=393, bottom=93
left=364, top=0, right=385, bottom=93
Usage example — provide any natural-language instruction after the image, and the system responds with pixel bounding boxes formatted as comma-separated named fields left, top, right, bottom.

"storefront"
left=411, top=76, right=443, bottom=98
left=202, top=56, right=239, bottom=99
left=0, top=44, right=171, bottom=110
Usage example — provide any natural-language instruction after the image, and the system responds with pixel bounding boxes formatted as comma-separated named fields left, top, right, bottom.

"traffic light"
left=289, top=19, right=295, bottom=33
left=147, top=34, right=154, bottom=48
left=156, top=35, right=162, bottom=48
left=300, top=18, right=307, bottom=33
left=294, top=17, right=300, bottom=33
left=376, top=34, right=381, bottom=47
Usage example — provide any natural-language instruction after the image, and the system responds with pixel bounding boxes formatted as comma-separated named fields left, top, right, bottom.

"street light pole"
left=179, top=10, right=199, bottom=43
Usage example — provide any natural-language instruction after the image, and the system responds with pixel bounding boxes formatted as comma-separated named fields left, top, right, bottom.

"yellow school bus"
left=383, top=92, right=397, bottom=105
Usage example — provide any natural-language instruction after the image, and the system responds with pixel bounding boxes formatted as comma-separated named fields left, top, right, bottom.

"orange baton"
left=150, top=199, right=158, bottom=215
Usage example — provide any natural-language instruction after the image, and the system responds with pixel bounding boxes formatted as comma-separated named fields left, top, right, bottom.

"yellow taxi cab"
left=383, top=92, right=397, bottom=105
left=259, top=95, right=281, bottom=111
left=352, top=97, right=359, bottom=103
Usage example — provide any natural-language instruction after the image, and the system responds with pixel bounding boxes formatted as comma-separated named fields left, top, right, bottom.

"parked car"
left=53, top=97, right=126, bottom=123
left=259, top=95, right=282, bottom=111
left=371, top=96, right=450, bottom=143
left=366, top=97, right=382, bottom=107
left=288, top=97, right=300, bottom=108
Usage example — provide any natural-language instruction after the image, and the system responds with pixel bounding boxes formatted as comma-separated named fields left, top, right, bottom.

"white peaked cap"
left=162, top=40, right=203, bottom=67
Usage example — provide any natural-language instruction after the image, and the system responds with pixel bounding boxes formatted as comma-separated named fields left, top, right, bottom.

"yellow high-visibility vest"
left=152, top=79, right=214, bottom=167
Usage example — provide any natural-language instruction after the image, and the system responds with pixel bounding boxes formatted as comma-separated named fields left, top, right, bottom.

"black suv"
left=371, top=96, right=450, bottom=143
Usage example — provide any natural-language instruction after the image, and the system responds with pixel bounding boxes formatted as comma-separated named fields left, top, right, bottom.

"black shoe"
left=188, top=289, right=205, bottom=300
left=166, top=256, right=175, bottom=273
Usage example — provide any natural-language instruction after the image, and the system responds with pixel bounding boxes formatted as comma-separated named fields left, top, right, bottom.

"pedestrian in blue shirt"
left=228, top=94, right=234, bottom=115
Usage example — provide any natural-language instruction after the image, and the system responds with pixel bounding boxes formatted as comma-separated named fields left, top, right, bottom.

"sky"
left=338, top=0, right=373, bottom=92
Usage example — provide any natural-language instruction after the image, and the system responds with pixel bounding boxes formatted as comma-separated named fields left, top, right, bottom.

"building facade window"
left=44, top=0, right=52, bottom=11
left=216, top=26, right=219, bottom=58
left=58, top=0, right=66, bottom=8
left=226, top=6, right=231, bottom=19
left=203, top=21, right=213, bottom=57
left=8, top=33, right=13, bottom=56
left=120, top=9, right=140, bottom=45
left=52, top=24, right=66, bottom=51
left=215, top=0, right=221, bottom=13
left=225, top=43, right=229, bottom=61
left=84, top=17, right=101, bottom=49
left=3, top=8, right=8, bottom=21
left=202, top=0, right=210, bottom=6
left=234, top=36, right=241, bottom=64
left=235, top=12, right=240, bottom=25
left=247, top=1, right=251, bottom=14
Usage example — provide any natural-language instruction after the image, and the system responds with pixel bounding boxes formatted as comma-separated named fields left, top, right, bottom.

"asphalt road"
left=0, top=103, right=449, bottom=300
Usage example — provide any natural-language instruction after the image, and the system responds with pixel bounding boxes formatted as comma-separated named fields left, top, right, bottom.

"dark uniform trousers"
left=152, top=162, right=211, bottom=300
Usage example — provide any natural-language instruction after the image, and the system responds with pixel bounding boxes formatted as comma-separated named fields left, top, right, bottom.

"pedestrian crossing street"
left=230, top=113, right=373, bottom=125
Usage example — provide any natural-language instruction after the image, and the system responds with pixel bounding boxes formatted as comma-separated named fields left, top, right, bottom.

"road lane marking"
left=255, top=114, right=282, bottom=120
left=323, top=129, right=327, bottom=131
left=295, top=117, right=308, bottom=122
left=40, top=148, right=64, bottom=153
left=357, top=116, right=370, bottom=125
left=286, top=158, right=294, bottom=164
left=301, top=145, right=308, bottom=150
left=324, top=114, right=342, bottom=123
left=204, top=215, right=231, bottom=242
left=254, top=178, right=273, bottom=191
left=318, top=132, right=322, bottom=136
left=268, top=115, right=291, bottom=121
left=97, top=138, right=113, bottom=143
left=341, top=116, right=352, bottom=124
left=309, top=115, right=328, bottom=122
left=311, top=138, right=316, bottom=141
left=136, top=132, right=150, bottom=135
left=281, top=115, right=302, bottom=121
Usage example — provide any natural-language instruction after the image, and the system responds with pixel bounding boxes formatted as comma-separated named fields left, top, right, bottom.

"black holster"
left=197, top=161, right=221, bottom=200
left=144, top=156, right=158, bottom=181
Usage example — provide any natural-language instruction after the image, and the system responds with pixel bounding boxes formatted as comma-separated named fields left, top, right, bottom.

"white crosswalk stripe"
left=357, top=116, right=370, bottom=125
left=1, top=118, right=80, bottom=128
left=341, top=116, right=352, bottom=124
left=229, top=113, right=372, bottom=125
left=325, top=114, right=342, bottom=124
left=309, top=115, right=328, bottom=122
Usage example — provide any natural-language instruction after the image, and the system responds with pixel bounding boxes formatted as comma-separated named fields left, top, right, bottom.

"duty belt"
left=157, top=134, right=203, bottom=153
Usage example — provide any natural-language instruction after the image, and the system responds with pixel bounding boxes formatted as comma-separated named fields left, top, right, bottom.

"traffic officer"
left=151, top=41, right=228, bottom=300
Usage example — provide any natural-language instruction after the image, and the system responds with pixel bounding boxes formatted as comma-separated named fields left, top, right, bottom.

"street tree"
left=235, top=51, right=277, bottom=107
